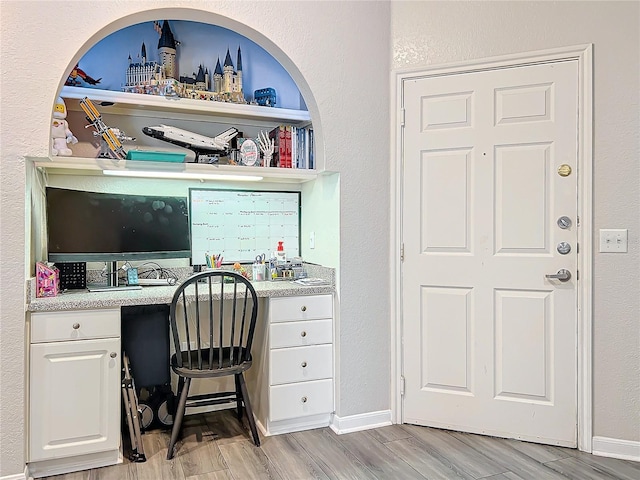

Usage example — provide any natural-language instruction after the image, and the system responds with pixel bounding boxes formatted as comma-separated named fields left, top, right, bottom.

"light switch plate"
left=599, top=229, right=628, bottom=253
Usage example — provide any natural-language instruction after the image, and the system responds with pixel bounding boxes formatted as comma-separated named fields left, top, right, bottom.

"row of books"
left=268, top=125, right=314, bottom=169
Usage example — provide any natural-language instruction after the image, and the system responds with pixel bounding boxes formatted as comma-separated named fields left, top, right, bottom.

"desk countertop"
left=27, top=280, right=334, bottom=313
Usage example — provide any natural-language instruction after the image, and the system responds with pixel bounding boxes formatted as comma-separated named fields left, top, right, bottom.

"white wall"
left=0, top=1, right=391, bottom=476
left=391, top=0, right=639, bottom=443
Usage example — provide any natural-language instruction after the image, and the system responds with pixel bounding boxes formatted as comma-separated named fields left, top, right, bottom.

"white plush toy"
left=51, top=96, right=77, bottom=156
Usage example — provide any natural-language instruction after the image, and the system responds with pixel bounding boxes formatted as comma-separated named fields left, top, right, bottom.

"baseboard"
left=0, top=466, right=28, bottom=480
left=330, top=410, right=392, bottom=435
left=592, top=436, right=640, bottom=462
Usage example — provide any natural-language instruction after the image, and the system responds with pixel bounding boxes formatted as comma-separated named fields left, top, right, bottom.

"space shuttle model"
left=142, top=124, right=239, bottom=162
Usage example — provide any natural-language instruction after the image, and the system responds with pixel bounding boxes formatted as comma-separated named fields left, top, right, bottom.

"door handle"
left=545, top=269, right=572, bottom=282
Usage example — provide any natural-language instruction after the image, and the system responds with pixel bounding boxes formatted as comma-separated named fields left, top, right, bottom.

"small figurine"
left=51, top=97, right=78, bottom=156
left=254, top=88, right=276, bottom=107
left=66, top=64, right=101, bottom=86
left=258, top=130, right=275, bottom=167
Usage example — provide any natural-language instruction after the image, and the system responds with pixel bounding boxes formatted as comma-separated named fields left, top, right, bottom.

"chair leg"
left=167, top=377, right=191, bottom=460
left=234, top=374, right=243, bottom=420
left=238, top=372, right=260, bottom=446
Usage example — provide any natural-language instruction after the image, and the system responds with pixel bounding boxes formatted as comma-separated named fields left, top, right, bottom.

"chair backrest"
left=169, top=270, right=259, bottom=371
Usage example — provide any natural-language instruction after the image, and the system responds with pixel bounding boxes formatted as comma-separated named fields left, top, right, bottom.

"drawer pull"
left=301, top=331, right=307, bottom=337
left=301, top=396, right=308, bottom=403
left=110, top=352, right=118, bottom=358
left=301, top=361, right=307, bottom=368
left=301, top=305, right=307, bottom=312
left=72, top=323, right=80, bottom=330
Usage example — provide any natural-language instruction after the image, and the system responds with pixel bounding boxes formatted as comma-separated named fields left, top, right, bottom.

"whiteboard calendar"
left=189, top=189, right=301, bottom=265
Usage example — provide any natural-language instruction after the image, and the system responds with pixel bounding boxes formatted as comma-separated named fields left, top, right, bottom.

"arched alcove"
left=51, top=8, right=323, bottom=170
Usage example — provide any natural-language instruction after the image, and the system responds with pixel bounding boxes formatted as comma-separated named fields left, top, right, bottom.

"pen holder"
left=252, top=263, right=266, bottom=282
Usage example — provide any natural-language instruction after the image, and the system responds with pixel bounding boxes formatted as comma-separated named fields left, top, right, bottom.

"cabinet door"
left=30, top=338, right=120, bottom=461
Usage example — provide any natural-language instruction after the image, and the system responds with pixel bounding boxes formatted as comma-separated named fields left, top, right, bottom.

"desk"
left=26, top=277, right=334, bottom=478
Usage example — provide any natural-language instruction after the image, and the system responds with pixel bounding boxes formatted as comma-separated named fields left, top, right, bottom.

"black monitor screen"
left=46, top=187, right=191, bottom=262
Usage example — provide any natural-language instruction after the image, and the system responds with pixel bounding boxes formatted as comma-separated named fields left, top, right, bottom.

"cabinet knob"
left=300, top=331, right=307, bottom=337
left=301, top=396, right=308, bottom=403
left=72, top=323, right=80, bottom=330
left=110, top=352, right=118, bottom=358
left=301, top=361, right=307, bottom=368
left=301, top=305, right=307, bottom=312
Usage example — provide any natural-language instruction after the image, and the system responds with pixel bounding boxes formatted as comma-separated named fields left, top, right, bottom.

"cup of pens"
left=205, top=253, right=223, bottom=269
left=252, top=253, right=266, bottom=281
left=252, top=263, right=266, bottom=281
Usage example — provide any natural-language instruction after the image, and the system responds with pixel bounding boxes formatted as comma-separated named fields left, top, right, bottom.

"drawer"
left=270, top=344, right=332, bottom=385
left=270, top=379, right=333, bottom=421
left=31, top=309, right=120, bottom=343
left=269, top=294, right=332, bottom=323
left=270, top=319, right=332, bottom=349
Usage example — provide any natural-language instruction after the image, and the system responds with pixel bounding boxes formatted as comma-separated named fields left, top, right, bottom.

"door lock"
left=557, top=242, right=571, bottom=255
left=545, top=269, right=572, bottom=282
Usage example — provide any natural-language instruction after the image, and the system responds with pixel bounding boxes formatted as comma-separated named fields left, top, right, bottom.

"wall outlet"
left=310, top=231, right=315, bottom=249
left=599, top=229, right=628, bottom=253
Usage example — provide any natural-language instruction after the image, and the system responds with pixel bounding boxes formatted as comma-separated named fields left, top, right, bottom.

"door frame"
left=390, top=44, right=593, bottom=452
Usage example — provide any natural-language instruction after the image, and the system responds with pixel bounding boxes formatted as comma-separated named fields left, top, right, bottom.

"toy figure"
left=51, top=97, right=77, bottom=156
left=66, top=64, right=101, bottom=86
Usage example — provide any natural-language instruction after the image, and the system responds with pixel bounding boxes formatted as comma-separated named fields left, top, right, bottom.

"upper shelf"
left=60, top=86, right=312, bottom=124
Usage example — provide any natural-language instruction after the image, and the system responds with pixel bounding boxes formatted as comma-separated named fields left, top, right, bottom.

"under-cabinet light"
left=102, top=170, right=264, bottom=182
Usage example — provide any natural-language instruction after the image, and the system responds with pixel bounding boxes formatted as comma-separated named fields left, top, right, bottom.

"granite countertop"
left=27, top=264, right=335, bottom=312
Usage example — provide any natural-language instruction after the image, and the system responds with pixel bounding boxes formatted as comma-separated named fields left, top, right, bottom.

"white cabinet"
left=248, top=294, right=334, bottom=435
left=28, top=309, right=121, bottom=478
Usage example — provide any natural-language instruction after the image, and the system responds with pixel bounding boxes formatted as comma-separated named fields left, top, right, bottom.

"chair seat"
left=171, top=347, right=252, bottom=379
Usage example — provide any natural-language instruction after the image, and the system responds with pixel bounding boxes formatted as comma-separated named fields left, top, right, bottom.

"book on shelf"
left=284, top=125, right=292, bottom=168
left=267, top=124, right=314, bottom=169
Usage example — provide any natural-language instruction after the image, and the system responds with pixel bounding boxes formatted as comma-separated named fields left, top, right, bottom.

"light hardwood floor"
left=48, top=410, right=639, bottom=480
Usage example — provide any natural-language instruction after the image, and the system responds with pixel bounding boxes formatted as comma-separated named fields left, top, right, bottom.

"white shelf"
left=61, top=86, right=311, bottom=124
left=30, top=156, right=318, bottom=184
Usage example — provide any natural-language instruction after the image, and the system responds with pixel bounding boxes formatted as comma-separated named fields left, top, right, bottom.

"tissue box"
left=36, top=262, right=59, bottom=298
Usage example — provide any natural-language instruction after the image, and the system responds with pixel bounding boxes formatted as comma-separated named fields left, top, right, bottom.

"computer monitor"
left=46, top=187, right=191, bottom=262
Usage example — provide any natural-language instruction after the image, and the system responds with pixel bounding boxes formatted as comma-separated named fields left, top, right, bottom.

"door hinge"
left=576, top=242, right=579, bottom=254
left=400, top=375, right=405, bottom=396
left=400, top=108, right=405, bottom=127
left=400, top=243, right=405, bottom=262
left=576, top=269, right=580, bottom=280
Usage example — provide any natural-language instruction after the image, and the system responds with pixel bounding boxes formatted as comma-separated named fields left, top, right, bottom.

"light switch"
left=599, top=229, right=628, bottom=253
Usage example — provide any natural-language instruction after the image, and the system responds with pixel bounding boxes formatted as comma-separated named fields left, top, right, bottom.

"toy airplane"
left=142, top=124, right=238, bottom=162
left=79, top=97, right=127, bottom=159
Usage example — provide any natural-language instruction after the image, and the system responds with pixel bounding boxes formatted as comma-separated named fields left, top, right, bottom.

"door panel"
left=402, top=60, right=578, bottom=446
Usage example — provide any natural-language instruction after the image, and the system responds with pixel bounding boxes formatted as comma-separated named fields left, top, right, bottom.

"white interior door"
left=401, top=60, right=579, bottom=446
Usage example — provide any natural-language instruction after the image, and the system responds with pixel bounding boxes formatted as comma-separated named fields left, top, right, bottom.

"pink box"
left=36, top=262, right=59, bottom=298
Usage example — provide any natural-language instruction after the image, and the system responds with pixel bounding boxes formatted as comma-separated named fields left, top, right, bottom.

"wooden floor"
left=49, top=410, right=639, bottom=480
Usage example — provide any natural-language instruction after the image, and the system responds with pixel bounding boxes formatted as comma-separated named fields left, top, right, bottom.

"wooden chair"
left=166, top=270, right=260, bottom=459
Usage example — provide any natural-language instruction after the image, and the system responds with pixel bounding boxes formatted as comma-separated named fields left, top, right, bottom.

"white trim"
left=330, top=410, right=392, bottom=435
left=389, top=57, right=404, bottom=426
left=391, top=44, right=593, bottom=450
left=0, top=467, right=28, bottom=480
left=592, top=436, right=640, bottom=462
left=576, top=44, right=594, bottom=454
